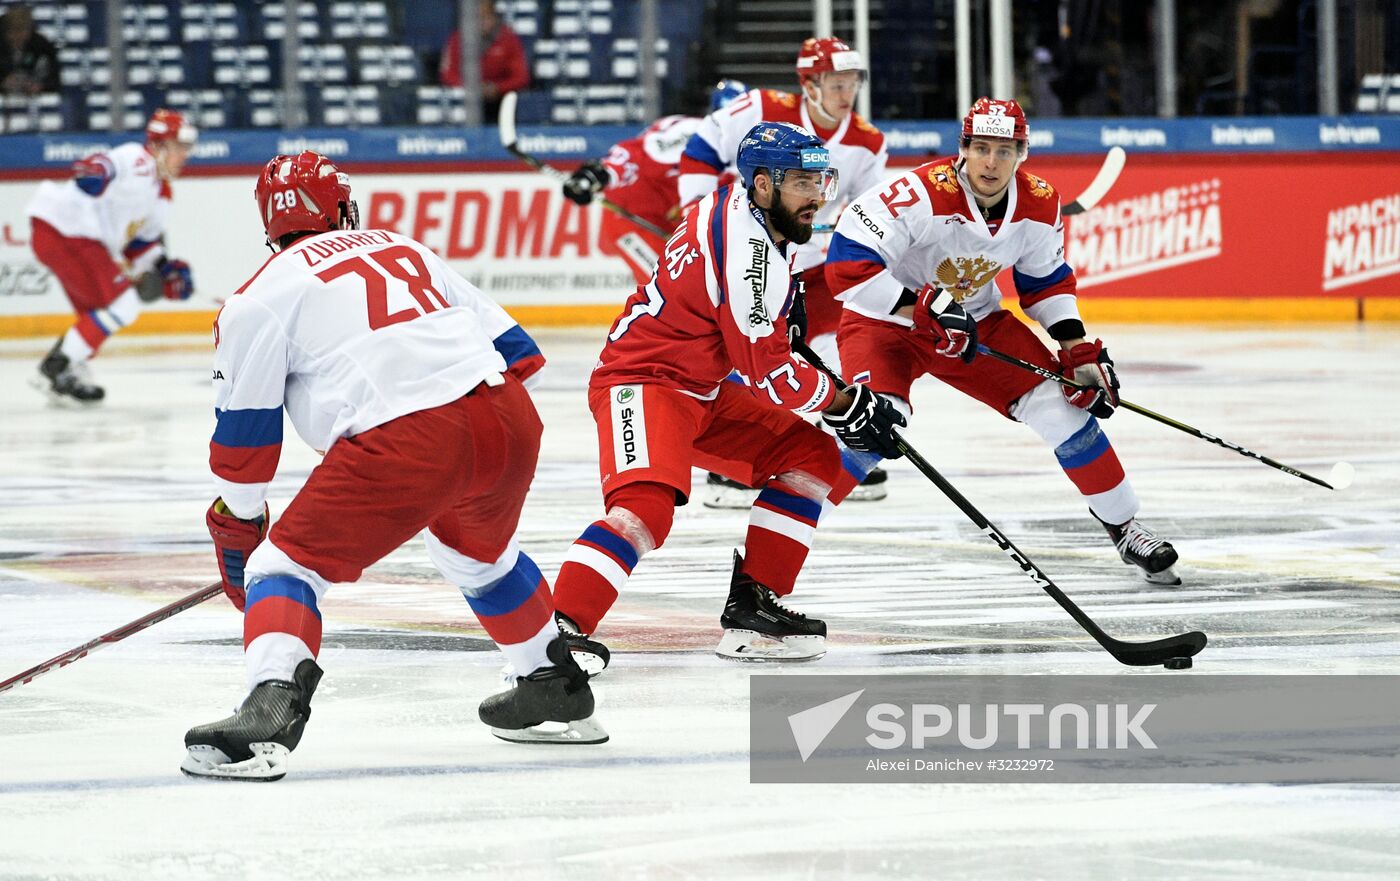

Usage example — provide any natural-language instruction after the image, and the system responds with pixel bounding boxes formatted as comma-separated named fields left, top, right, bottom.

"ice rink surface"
left=1, top=324, right=1398, bottom=880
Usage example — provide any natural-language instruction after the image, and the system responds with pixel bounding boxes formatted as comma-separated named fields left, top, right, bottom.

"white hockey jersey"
left=678, top=88, right=888, bottom=274
left=25, top=142, right=172, bottom=275
left=210, top=230, right=545, bottom=518
left=826, top=158, right=1081, bottom=330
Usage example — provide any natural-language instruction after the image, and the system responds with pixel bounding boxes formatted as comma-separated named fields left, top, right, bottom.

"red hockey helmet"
left=961, top=97, right=1029, bottom=144
left=254, top=151, right=359, bottom=242
left=796, top=37, right=866, bottom=85
left=145, top=108, right=198, bottom=146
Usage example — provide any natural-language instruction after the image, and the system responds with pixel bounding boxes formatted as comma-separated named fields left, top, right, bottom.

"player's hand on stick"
left=206, top=499, right=269, bottom=611
left=562, top=161, right=609, bottom=206
left=913, top=285, right=978, bottom=363
left=159, top=257, right=195, bottom=301
left=1058, top=339, right=1120, bottom=418
left=822, top=383, right=907, bottom=459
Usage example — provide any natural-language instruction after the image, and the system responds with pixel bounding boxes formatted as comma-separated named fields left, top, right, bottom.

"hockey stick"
left=792, top=341, right=1206, bottom=668
left=976, top=344, right=1337, bottom=490
left=1060, top=145, right=1126, bottom=216
left=810, top=146, right=1127, bottom=234
left=497, top=91, right=671, bottom=239
left=0, top=581, right=224, bottom=695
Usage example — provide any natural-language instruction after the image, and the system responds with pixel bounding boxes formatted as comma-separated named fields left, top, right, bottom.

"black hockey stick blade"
left=1061, top=146, right=1125, bottom=216
left=976, top=344, right=1335, bottom=490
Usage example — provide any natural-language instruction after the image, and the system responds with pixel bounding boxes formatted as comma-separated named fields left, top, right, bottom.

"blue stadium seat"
left=121, top=3, right=174, bottom=45
left=259, top=2, right=321, bottom=42
left=30, top=3, right=91, bottom=46
left=317, top=85, right=383, bottom=126
left=329, top=2, right=390, bottom=40
left=85, top=90, right=147, bottom=132
left=58, top=46, right=111, bottom=88
left=0, top=93, right=66, bottom=134
left=416, top=85, right=467, bottom=125
left=1356, top=74, right=1400, bottom=113
left=610, top=37, right=668, bottom=80
left=297, top=44, right=349, bottom=84
left=532, top=38, right=592, bottom=82
left=244, top=88, right=286, bottom=128
left=126, top=45, right=185, bottom=87
left=180, top=3, right=245, bottom=44
left=356, top=45, right=420, bottom=87
left=161, top=88, right=233, bottom=129
left=499, top=1, right=540, bottom=38
left=213, top=44, right=273, bottom=87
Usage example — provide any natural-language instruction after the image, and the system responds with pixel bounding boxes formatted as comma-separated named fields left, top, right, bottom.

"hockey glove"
left=785, top=274, right=809, bottom=347
left=159, top=258, right=194, bottom=301
left=821, top=384, right=907, bottom=460
left=562, top=161, right=609, bottom=206
left=72, top=154, right=115, bottom=197
left=206, top=498, right=269, bottom=611
left=912, top=285, right=978, bottom=363
left=1058, top=339, right=1120, bottom=419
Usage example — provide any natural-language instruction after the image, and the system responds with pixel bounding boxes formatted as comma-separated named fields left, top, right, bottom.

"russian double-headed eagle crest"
left=935, top=256, right=1002, bottom=302
left=927, top=164, right=959, bottom=194
left=1027, top=174, right=1054, bottom=199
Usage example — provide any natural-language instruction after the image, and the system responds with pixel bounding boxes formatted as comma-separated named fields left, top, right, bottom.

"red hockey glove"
left=206, top=498, right=269, bottom=611
left=159, top=258, right=194, bottom=301
left=1058, top=339, right=1121, bottom=418
left=912, top=284, right=978, bottom=363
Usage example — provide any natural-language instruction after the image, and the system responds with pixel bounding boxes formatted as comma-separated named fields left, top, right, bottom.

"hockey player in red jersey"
left=680, top=39, right=893, bottom=504
left=827, top=98, right=1181, bottom=585
left=560, top=79, right=748, bottom=284
left=26, top=108, right=198, bottom=403
left=182, top=152, right=603, bottom=782
left=550, top=122, right=905, bottom=669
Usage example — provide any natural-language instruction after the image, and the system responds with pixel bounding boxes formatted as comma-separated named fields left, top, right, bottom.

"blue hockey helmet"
left=735, top=121, right=839, bottom=201
left=709, top=78, right=749, bottom=112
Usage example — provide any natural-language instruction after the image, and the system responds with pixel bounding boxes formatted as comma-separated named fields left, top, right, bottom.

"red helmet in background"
left=796, top=37, right=866, bottom=85
left=254, top=151, right=359, bottom=243
left=961, top=97, right=1029, bottom=144
left=146, top=108, right=198, bottom=146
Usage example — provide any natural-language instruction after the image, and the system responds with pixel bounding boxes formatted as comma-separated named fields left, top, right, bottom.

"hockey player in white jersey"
left=680, top=37, right=893, bottom=504
left=827, top=98, right=1181, bottom=585
left=26, top=108, right=198, bottom=403
left=182, top=152, right=604, bottom=782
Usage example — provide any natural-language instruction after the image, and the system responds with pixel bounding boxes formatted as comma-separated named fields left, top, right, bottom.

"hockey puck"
left=1163, top=657, right=1193, bottom=670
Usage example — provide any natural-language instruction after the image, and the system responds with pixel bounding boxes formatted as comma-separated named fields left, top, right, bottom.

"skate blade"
left=715, top=629, right=827, bottom=662
left=844, top=483, right=888, bottom=502
left=702, top=485, right=760, bottom=510
left=180, top=743, right=289, bottom=781
left=1143, top=565, right=1183, bottom=586
left=491, top=715, right=609, bottom=745
left=29, top=375, right=98, bottom=408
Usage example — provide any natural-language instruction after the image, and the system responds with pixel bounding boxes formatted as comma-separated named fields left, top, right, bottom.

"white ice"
left=2, top=325, right=1398, bottom=880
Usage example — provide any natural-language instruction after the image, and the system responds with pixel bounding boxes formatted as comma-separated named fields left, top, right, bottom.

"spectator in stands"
left=439, top=3, right=529, bottom=121
left=0, top=4, right=59, bottom=96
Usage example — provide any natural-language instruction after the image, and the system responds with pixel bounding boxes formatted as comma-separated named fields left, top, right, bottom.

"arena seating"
left=0, top=0, right=700, bottom=133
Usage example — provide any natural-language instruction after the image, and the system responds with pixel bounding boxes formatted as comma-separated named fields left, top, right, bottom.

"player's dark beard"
left=769, top=196, right=817, bottom=245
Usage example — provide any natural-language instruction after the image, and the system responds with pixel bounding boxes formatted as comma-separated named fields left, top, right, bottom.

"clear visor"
left=773, top=167, right=839, bottom=202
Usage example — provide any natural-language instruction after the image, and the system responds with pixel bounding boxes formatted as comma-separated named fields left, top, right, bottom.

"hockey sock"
left=553, top=482, right=671, bottom=634
left=461, top=550, right=555, bottom=674
left=243, top=575, right=322, bottom=691
left=1053, top=419, right=1140, bottom=526
left=744, top=481, right=824, bottom=596
left=67, top=288, right=141, bottom=359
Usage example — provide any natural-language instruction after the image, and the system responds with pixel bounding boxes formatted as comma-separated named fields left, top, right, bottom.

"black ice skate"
left=35, top=340, right=104, bottom=404
left=181, top=659, right=323, bottom=782
left=556, top=611, right=610, bottom=677
left=479, top=634, right=608, bottom=744
left=1098, top=513, right=1182, bottom=586
left=702, top=471, right=759, bottom=509
left=845, top=466, right=889, bottom=502
left=717, top=550, right=827, bottom=661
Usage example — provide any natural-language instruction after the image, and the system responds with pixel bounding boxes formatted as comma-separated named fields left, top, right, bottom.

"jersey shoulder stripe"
left=913, top=158, right=975, bottom=220
left=1010, top=168, right=1062, bottom=224
left=707, top=188, right=731, bottom=304
left=758, top=89, right=803, bottom=125
left=840, top=113, right=887, bottom=153
left=233, top=248, right=295, bottom=295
